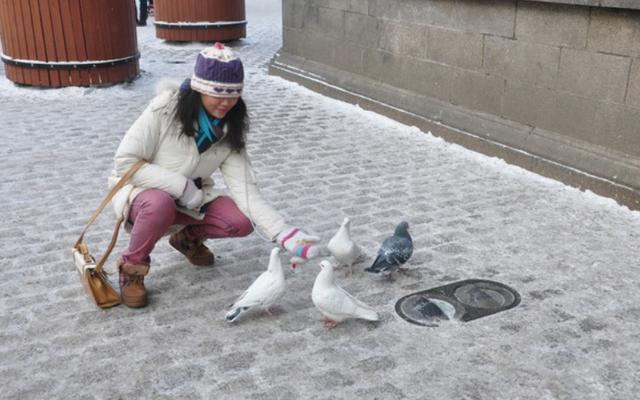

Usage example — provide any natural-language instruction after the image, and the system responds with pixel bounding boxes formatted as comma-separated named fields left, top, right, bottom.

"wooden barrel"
left=154, top=0, right=246, bottom=42
left=0, top=0, right=139, bottom=87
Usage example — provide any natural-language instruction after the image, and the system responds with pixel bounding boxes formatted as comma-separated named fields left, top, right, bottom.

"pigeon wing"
left=368, top=253, right=391, bottom=272
left=340, top=241, right=362, bottom=265
left=333, top=285, right=379, bottom=321
left=315, top=284, right=376, bottom=322
left=231, top=272, right=281, bottom=309
left=389, top=236, right=413, bottom=265
left=367, top=236, right=410, bottom=272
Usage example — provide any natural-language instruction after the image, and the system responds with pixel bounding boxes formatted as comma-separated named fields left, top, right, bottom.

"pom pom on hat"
left=190, top=42, right=244, bottom=98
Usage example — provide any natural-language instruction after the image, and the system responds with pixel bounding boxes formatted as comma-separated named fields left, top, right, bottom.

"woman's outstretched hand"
left=276, top=226, right=320, bottom=269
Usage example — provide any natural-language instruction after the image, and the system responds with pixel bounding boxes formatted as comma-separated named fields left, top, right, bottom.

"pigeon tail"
left=225, top=307, right=248, bottom=322
left=358, top=307, right=381, bottom=322
left=365, top=255, right=392, bottom=273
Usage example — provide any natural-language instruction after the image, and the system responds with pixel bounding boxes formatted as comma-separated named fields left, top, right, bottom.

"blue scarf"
left=195, top=105, right=222, bottom=154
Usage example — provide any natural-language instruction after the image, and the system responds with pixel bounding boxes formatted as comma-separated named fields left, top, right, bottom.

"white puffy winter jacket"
left=108, top=85, right=286, bottom=240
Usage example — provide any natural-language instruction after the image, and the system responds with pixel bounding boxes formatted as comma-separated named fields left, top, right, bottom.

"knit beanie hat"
left=190, top=42, right=244, bottom=98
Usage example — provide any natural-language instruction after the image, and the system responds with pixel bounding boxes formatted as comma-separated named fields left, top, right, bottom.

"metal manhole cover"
left=454, top=282, right=516, bottom=309
left=395, top=279, right=520, bottom=326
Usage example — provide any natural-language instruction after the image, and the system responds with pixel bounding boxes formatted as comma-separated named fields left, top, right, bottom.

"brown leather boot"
left=169, top=230, right=214, bottom=266
left=117, top=258, right=150, bottom=308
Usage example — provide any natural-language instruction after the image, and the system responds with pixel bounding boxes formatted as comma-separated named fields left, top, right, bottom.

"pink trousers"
left=121, top=189, right=253, bottom=265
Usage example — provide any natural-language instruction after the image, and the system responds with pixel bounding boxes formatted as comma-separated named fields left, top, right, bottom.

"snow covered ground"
left=1, top=1, right=639, bottom=398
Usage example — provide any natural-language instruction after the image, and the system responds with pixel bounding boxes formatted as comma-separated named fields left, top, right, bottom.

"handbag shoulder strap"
left=74, top=160, right=147, bottom=272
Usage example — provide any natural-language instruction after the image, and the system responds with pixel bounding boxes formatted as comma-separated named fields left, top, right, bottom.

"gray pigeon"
left=365, top=221, right=413, bottom=274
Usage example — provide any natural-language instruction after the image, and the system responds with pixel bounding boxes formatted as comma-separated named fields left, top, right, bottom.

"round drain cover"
left=395, top=294, right=459, bottom=327
left=454, top=283, right=515, bottom=309
left=395, top=279, right=520, bottom=325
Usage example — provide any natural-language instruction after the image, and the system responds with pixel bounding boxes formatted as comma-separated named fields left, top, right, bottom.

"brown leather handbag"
left=72, top=160, right=146, bottom=308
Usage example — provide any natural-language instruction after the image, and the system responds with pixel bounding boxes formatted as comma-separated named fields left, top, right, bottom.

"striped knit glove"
left=276, top=227, right=320, bottom=269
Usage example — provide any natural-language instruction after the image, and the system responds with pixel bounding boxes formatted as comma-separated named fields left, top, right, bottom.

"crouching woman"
left=108, top=43, right=318, bottom=308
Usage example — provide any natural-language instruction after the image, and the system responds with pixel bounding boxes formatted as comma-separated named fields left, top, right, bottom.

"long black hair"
left=176, top=87, right=248, bottom=152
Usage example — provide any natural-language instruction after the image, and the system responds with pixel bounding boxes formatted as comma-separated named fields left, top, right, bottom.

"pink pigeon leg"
left=322, top=316, right=338, bottom=329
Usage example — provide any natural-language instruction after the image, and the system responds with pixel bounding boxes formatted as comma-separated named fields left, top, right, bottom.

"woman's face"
left=200, top=94, right=240, bottom=119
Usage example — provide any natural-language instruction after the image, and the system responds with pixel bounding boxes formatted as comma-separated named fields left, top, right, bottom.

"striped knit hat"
left=190, top=43, right=243, bottom=98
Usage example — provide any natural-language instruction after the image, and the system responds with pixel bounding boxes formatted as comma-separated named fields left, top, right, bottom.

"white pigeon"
left=312, top=259, right=381, bottom=329
left=225, top=247, right=286, bottom=322
left=327, top=217, right=363, bottom=274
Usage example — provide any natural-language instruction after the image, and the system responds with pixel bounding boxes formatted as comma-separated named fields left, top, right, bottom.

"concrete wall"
left=271, top=0, right=640, bottom=208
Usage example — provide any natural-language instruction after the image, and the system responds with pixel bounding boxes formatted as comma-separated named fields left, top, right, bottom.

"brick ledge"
left=269, top=52, right=640, bottom=210
left=530, top=0, right=640, bottom=11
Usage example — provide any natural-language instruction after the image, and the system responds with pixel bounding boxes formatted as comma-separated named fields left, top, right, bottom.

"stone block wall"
left=273, top=0, right=640, bottom=203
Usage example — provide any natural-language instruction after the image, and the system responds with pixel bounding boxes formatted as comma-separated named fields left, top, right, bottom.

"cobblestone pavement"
left=2, top=1, right=640, bottom=399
